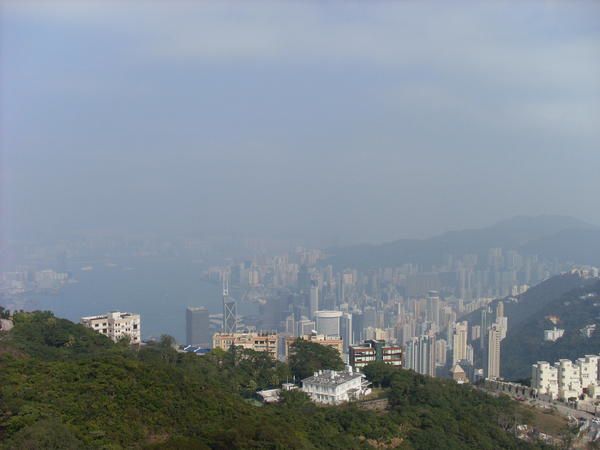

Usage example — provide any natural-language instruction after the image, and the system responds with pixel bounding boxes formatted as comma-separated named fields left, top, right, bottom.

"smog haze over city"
left=2, top=1, right=600, bottom=246
left=3, top=2, right=600, bottom=449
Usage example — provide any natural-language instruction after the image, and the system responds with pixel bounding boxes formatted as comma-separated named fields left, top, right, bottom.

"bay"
left=23, top=256, right=257, bottom=343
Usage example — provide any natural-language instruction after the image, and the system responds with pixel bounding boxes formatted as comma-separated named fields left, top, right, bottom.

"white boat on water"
left=81, top=266, right=93, bottom=271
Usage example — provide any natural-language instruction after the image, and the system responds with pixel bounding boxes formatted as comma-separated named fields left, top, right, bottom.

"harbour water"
left=22, top=256, right=258, bottom=343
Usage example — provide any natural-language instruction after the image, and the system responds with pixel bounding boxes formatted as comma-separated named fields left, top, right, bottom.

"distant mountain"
left=521, top=229, right=600, bottom=266
left=463, top=272, right=592, bottom=331
left=325, top=215, right=598, bottom=269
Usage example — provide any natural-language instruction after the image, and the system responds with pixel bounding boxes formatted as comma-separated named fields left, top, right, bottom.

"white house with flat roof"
left=301, top=367, right=370, bottom=404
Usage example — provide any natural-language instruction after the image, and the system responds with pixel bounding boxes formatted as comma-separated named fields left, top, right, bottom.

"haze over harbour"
left=20, top=257, right=256, bottom=343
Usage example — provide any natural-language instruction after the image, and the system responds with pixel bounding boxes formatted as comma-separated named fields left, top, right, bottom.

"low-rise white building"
left=301, top=368, right=370, bottom=405
left=81, top=311, right=141, bottom=344
left=544, top=327, right=565, bottom=342
left=581, top=324, right=597, bottom=338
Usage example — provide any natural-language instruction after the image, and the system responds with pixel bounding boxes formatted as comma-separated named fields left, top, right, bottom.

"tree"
left=0, top=306, right=10, bottom=319
left=7, top=419, right=82, bottom=450
left=287, top=339, right=344, bottom=380
left=362, top=361, right=399, bottom=388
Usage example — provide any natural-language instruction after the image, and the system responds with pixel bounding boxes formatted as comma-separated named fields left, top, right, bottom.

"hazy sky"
left=2, top=1, right=599, bottom=245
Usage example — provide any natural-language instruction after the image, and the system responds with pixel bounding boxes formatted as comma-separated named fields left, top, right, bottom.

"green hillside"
left=0, top=311, right=544, bottom=449
left=458, top=273, right=595, bottom=373
left=502, top=280, right=600, bottom=380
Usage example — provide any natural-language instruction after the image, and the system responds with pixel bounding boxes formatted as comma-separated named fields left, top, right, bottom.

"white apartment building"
left=532, top=356, right=600, bottom=401
left=487, top=323, right=502, bottom=379
left=555, top=359, right=582, bottom=400
left=301, top=368, right=370, bottom=405
left=81, top=311, right=141, bottom=344
left=496, top=316, right=508, bottom=340
left=577, top=355, right=599, bottom=389
left=531, top=362, right=558, bottom=398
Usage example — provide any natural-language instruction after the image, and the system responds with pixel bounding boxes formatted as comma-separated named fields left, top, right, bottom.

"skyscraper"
left=297, top=319, right=316, bottom=336
left=435, top=339, right=447, bottom=366
left=452, top=321, right=468, bottom=365
left=487, top=323, right=501, bottom=379
left=186, top=307, right=210, bottom=347
left=309, top=280, right=319, bottom=318
left=480, top=308, right=489, bottom=350
left=426, top=291, right=440, bottom=328
left=222, top=277, right=237, bottom=334
left=405, top=334, right=436, bottom=377
left=314, top=310, right=342, bottom=337
left=495, top=301, right=504, bottom=319
left=340, top=312, right=353, bottom=352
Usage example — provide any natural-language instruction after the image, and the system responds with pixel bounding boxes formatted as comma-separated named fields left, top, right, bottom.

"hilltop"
left=0, top=311, right=544, bottom=449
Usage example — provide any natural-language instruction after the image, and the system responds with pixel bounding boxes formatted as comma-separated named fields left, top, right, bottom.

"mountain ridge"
left=325, top=215, right=599, bottom=269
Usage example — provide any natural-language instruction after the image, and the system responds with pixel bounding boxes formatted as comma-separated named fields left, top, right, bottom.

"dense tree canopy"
left=0, top=312, right=546, bottom=449
left=287, top=338, right=345, bottom=381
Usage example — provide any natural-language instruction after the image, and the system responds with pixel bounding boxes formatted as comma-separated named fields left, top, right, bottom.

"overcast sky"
left=1, top=1, right=599, bottom=245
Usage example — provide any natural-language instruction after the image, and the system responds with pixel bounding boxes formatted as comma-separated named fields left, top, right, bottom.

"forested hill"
left=0, top=311, right=544, bottom=449
left=460, top=273, right=595, bottom=375
left=462, top=272, right=593, bottom=330
left=502, top=279, right=600, bottom=380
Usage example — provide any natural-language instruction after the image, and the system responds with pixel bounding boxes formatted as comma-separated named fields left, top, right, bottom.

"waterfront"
left=18, top=257, right=258, bottom=343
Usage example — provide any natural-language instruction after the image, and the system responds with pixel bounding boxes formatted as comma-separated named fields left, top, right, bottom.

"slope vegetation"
left=0, top=311, right=545, bottom=449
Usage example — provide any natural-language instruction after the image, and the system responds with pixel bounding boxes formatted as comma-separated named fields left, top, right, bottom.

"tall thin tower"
left=487, top=323, right=501, bottom=379
left=222, top=275, right=237, bottom=333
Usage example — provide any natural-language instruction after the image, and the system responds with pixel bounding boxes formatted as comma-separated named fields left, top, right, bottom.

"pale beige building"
left=213, top=332, right=278, bottom=360
left=284, top=333, right=343, bottom=360
left=452, top=321, right=468, bottom=365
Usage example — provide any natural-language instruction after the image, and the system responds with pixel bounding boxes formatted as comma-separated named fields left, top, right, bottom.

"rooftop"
left=81, top=311, right=139, bottom=321
left=302, top=369, right=363, bottom=387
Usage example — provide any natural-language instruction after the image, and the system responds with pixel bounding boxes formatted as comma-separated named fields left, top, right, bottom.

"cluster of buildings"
left=532, top=355, right=600, bottom=401
left=187, top=260, right=515, bottom=384
left=68, top=241, right=599, bottom=410
left=401, top=299, right=507, bottom=382
left=1, top=269, right=69, bottom=297
left=195, top=246, right=573, bottom=375
left=77, top=279, right=509, bottom=390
